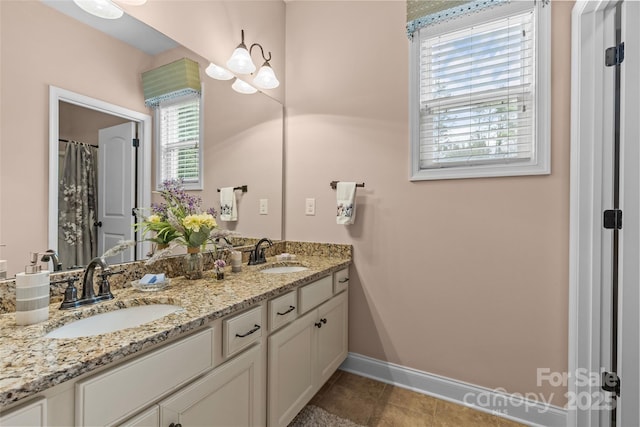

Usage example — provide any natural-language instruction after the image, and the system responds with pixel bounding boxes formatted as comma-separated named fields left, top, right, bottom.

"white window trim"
left=409, top=1, right=551, bottom=181
left=154, top=91, right=204, bottom=191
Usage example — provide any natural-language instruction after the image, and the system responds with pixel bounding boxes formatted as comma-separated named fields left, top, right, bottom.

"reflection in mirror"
left=49, top=86, right=153, bottom=271
left=37, top=2, right=284, bottom=275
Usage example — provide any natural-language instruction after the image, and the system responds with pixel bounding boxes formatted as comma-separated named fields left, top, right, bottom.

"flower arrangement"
left=136, top=179, right=218, bottom=250
left=214, top=259, right=226, bottom=280
left=214, top=259, right=226, bottom=272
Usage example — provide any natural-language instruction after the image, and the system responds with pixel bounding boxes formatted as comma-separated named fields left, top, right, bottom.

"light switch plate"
left=305, top=198, right=316, bottom=216
left=259, top=199, right=268, bottom=215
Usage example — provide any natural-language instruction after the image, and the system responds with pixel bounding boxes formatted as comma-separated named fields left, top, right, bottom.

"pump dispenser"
left=15, top=252, right=51, bottom=325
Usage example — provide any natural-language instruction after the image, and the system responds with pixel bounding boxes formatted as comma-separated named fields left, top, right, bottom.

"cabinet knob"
left=321, top=318, right=327, bottom=324
left=315, top=322, right=322, bottom=328
left=169, top=423, right=182, bottom=427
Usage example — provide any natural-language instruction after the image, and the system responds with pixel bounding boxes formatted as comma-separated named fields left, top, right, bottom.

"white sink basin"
left=45, top=304, right=182, bottom=339
left=260, top=266, right=309, bottom=274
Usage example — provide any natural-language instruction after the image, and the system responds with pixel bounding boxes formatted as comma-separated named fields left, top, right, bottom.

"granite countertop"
left=0, top=254, right=350, bottom=409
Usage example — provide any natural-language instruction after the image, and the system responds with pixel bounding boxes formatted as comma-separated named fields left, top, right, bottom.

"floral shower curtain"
left=58, top=141, right=98, bottom=269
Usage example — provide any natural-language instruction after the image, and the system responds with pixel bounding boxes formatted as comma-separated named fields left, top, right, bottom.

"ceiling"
left=40, top=0, right=177, bottom=55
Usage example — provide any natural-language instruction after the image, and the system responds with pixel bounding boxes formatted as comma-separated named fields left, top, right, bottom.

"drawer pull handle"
left=277, top=305, right=296, bottom=316
left=338, top=277, right=349, bottom=283
left=236, top=324, right=261, bottom=338
left=314, top=319, right=327, bottom=328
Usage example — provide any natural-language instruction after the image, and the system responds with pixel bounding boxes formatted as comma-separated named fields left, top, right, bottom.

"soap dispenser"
left=15, top=252, right=51, bottom=326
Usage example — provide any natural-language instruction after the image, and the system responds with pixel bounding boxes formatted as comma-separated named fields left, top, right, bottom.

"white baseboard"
left=340, top=353, right=567, bottom=427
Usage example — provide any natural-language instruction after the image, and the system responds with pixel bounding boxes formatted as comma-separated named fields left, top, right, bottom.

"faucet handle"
left=52, top=276, right=80, bottom=310
left=100, top=269, right=123, bottom=278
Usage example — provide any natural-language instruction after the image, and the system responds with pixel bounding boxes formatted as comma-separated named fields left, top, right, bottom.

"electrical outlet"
left=259, top=199, right=268, bottom=215
left=305, top=198, right=316, bottom=216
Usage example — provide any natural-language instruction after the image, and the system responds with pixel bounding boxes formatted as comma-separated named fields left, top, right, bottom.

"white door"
left=618, top=1, right=640, bottom=424
left=98, top=122, right=136, bottom=264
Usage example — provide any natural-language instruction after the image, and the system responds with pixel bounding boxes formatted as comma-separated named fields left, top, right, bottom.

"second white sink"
left=260, top=266, right=309, bottom=274
left=44, top=304, right=182, bottom=339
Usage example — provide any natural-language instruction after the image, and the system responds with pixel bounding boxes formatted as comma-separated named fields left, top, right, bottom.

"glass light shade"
left=253, top=63, right=280, bottom=90
left=226, top=47, right=256, bottom=75
left=205, top=63, right=234, bottom=81
left=73, top=0, right=123, bottom=19
left=231, top=78, right=258, bottom=95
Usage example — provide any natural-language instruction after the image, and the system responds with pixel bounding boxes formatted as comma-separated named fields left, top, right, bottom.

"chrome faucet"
left=82, top=257, right=113, bottom=302
left=248, top=238, right=273, bottom=265
left=41, top=249, right=62, bottom=272
left=58, top=257, right=116, bottom=309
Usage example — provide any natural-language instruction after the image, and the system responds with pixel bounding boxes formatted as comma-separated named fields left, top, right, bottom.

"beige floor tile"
left=334, top=371, right=387, bottom=400
left=315, top=383, right=378, bottom=425
left=369, top=402, right=433, bottom=427
left=433, top=400, right=502, bottom=427
left=380, top=385, right=438, bottom=416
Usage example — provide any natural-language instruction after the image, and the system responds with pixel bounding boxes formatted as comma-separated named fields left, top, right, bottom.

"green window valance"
left=142, top=58, right=201, bottom=108
left=406, top=0, right=509, bottom=39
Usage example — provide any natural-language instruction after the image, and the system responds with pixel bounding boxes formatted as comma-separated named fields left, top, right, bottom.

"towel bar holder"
left=330, top=181, right=365, bottom=190
left=217, top=185, right=248, bottom=193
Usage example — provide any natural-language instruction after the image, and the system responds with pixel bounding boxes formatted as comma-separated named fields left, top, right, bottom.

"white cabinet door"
left=316, top=291, right=348, bottom=386
left=0, top=398, right=46, bottom=427
left=267, top=310, right=317, bottom=427
left=267, top=289, right=349, bottom=427
left=118, top=406, right=159, bottom=427
left=159, top=344, right=263, bottom=427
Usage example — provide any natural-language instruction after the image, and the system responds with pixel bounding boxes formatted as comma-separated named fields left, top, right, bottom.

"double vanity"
left=0, top=242, right=351, bottom=427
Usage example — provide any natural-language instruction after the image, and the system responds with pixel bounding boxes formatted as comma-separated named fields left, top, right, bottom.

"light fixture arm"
left=249, top=43, right=272, bottom=64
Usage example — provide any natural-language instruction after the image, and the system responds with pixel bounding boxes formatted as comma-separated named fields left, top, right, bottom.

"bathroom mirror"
left=0, top=0, right=283, bottom=277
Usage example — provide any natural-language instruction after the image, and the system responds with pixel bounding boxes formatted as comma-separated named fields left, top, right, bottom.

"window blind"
left=158, top=96, right=201, bottom=184
left=419, top=10, right=535, bottom=169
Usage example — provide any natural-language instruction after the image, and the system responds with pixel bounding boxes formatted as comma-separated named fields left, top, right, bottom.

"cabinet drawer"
left=76, top=327, right=214, bottom=426
left=269, top=290, right=298, bottom=332
left=298, top=275, right=332, bottom=314
left=334, top=268, right=349, bottom=294
left=223, top=305, right=263, bottom=358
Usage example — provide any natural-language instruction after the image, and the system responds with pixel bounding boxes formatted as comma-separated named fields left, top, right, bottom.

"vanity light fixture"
left=231, top=78, right=258, bottom=95
left=205, top=63, right=234, bottom=81
left=213, top=29, right=280, bottom=93
left=72, top=0, right=147, bottom=20
left=73, top=0, right=123, bottom=19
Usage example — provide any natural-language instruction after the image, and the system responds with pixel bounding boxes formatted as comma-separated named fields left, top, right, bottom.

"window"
left=156, top=94, right=203, bottom=189
left=409, top=1, right=550, bottom=180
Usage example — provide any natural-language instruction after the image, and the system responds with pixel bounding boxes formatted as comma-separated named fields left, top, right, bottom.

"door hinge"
left=605, top=42, right=625, bottom=67
left=132, top=138, right=140, bottom=148
left=604, top=209, right=622, bottom=229
left=602, top=371, right=621, bottom=396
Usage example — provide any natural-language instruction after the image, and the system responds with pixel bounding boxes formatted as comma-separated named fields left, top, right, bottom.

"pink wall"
left=0, top=1, right=153, bottom=276
left=285, top=1, right=572, bottom=405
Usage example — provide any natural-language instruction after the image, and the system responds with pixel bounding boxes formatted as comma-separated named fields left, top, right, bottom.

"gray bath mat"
left=288, top=405, right=366, bottom=427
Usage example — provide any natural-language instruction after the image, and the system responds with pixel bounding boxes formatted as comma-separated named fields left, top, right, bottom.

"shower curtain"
left=58, top=141, right=98, bottom=269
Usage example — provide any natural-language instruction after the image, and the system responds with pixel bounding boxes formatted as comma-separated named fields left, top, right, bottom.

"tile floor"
left=310, top=370, right=526, bottom=427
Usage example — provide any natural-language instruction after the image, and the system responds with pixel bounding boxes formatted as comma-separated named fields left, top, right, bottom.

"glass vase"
left=183, top=247, right=204, bottom=280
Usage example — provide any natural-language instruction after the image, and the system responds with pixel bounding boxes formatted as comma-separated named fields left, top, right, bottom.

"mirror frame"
left=48, top=85, right=153, bottom=262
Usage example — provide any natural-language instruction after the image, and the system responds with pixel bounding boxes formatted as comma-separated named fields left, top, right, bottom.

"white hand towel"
left=220, top=187, right=238, bottom=221
left=336, top=182, right=357, bottom=225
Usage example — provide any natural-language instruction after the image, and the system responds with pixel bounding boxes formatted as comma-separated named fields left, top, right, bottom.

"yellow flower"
left=182, top=215, right=202, bottom=232
left=147, top=214, right=162, bottom=223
